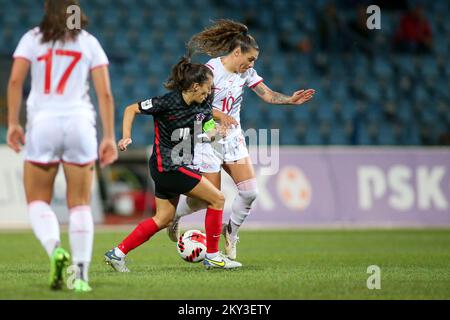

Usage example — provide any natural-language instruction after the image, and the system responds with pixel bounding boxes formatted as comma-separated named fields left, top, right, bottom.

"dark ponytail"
left=187, top=19, right=259, bottom=57
left=39, top=0, right=88, bottom=44
left=165, top=56, right=213, bottom=91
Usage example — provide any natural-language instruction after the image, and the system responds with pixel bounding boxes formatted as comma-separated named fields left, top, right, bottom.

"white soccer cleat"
left=222, top=223, right=239, bottom=260
left=203, top=252, right=242, bottom=269
left=167, top=216, right=181, bottom=242
left=104, top=249, right=130, bottom=273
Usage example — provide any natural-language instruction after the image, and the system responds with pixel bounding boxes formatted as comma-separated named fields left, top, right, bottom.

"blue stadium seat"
left=316, top=102, right=334, bottom=122
left=355, top=123, right=374, bottom=145
left=1, top=0, right=447, bottom=148
left=419, top=57, right=439, bottom=78
left=292, top=107, right=310, bottom=123
left=329, top=123, right=349, bottom=145
left=397, top=102, right=413, bottom=123
left=377, top=123, right=398, bottom=145
left=395, top=55, right=417, bottom=76
left=403, top=123, right=421, bottom=145
left=266, top=107, right=287, bottom=124
left=373, top=57, right=393, bottom=78
left=280, top=125, right=298, bottom=145
left=304, top=124, right=322, bottom=145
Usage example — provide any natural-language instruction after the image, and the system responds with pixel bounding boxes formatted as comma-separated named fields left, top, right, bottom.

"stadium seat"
left=304, top=124, right=323, bottom=145
left=0, top=0, right=447, bottom=148
left=377, top=123, right=398, bottom=145
left=373, top=57, right=393, bottom=79
left=280, top=125, right=298, bottom=145
left=329, top=123, right=349, bottom=145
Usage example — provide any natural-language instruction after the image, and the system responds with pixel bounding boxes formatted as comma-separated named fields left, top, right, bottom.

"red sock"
left=118, top=218, right=160, bottom=254
left=205, top=207, right=223, bottom=253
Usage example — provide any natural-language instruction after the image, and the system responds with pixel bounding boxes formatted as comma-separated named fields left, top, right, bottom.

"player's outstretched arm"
left=251, top=82, right=315, bottom=105
left=117, top=104, right=141, bottom=151
left=92, top=66, right=118, bottom=167
left=6, top=58, right=29, bottom=153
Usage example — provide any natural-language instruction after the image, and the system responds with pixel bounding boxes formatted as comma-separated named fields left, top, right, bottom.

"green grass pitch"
left=0, top=228, right=449, bottom=299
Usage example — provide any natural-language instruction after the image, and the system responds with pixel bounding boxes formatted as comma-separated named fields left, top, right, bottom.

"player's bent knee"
left=154, top=215, right=173, bottom=229
left=210, top=192, right=225, bottom=210
left=242, top=188, right=258, bottom=204
left=155, top=207, right=177, bottom=227
left=186, top=197, right=208, bottom=211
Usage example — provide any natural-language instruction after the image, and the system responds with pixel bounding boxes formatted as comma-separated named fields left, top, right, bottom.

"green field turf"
left=0, top=228, right=449, bottom=299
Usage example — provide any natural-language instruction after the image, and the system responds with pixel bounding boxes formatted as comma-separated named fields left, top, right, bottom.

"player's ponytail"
left=187, top=19, right=259, bottom=57
left=165, top=56, right=213, bottom=91
left=39, top=0, right=88, bottom=44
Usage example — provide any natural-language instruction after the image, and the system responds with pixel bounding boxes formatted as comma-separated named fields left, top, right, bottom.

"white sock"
left=69, top=205, right=94, bottom=282
left=28, top=201, right=61, bottom=257
left=229, top=179, right=258, bottom=238
left=114, top=247, right=126, bottom=258
left=228, top=220, right=240, bottom=239
left=175, top=195, right=208, bottom=219
left=206, top=251, right=219, bottom=259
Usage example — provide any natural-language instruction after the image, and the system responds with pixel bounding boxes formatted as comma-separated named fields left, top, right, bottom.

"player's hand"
left=215, top=124, right=228, bottom=138
left=6, top=124, right=25, bottom=153
left=220, top=113, right=238, bottom=129
left=289, top=89, right=315, bottom=105
left=118, top=138, right=132, bottom=152
left=218, top=114, right=238, bottom=137
left=99, top=138, right=118, bottom=168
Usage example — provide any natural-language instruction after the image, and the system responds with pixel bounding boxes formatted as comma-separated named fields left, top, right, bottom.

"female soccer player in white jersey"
left=168, top=20, right=315, bottom=260
left=6, top=0, right=117, bottom=292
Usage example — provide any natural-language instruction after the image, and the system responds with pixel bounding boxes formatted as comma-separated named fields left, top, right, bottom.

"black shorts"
left=149, top=164, right=202, bottom=199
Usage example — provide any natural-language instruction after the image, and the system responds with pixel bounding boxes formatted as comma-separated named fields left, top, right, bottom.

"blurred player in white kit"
left=6, top=0, right=117, bottom=292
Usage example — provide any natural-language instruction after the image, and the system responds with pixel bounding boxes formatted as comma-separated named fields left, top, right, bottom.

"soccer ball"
left=177, top=229, right=207, bottom=263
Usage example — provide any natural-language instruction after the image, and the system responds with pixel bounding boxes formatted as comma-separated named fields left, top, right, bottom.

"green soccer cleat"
left=203, top=252, right=242, bottom=270
left=73, top=279, right=92, bottom=293
left=49, top=247, right=70, bottom=290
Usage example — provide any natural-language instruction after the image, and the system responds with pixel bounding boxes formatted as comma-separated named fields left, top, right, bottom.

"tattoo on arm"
left=252, top=83, right=291, bottom=104
left=253, top=84, right=266, bottom=96
left=270, top=92, right=291, bottom=104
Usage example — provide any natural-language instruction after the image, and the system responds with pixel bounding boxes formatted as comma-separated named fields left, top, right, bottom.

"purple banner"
left=181, top=147, right=450, bottom=227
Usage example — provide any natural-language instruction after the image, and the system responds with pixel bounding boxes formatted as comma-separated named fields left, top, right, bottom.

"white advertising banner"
left=0, top=146, right=104, bottom=228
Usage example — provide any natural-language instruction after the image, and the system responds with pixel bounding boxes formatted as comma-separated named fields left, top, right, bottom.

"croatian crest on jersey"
left=195, top=113, right=206, bottom=122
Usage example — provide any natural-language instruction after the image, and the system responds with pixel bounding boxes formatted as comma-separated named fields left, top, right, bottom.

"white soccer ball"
left=177, top=229, right=207, bottom=263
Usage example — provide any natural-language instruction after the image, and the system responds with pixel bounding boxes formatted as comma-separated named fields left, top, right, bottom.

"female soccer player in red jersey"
left=168, top=20, right=315, bottom=260
left=104, top=57, right=242, bottom=271
left=6, top=0, right=118, bottom=292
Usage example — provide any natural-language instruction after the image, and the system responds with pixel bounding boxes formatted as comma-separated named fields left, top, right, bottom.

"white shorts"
left=193, top=131, right=249, bottom=173
left=25, top=112, right=97, bottom=165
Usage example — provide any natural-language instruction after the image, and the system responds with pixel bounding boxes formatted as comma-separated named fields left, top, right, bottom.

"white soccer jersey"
left=205, top=57, right=263, bottom=139
left=13, top=27, right=108, bottom=117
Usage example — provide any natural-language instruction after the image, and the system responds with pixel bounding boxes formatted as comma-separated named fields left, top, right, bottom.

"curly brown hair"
left=187, top=19, right=259, bottom=57
left=39, top=0, right=88, bottom=44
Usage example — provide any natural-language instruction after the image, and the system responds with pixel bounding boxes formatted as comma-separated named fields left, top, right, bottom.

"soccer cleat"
left=49, top=247, right=71, bottom=290
left=203, top=252, right=242, bottom=270
left=104, top=249, right=130, bottom=273
left=222, top=222, right=239, bottom=260
left=73, top=279, right=92, bottom=293
left=166, top=216, right=181, bottom=242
